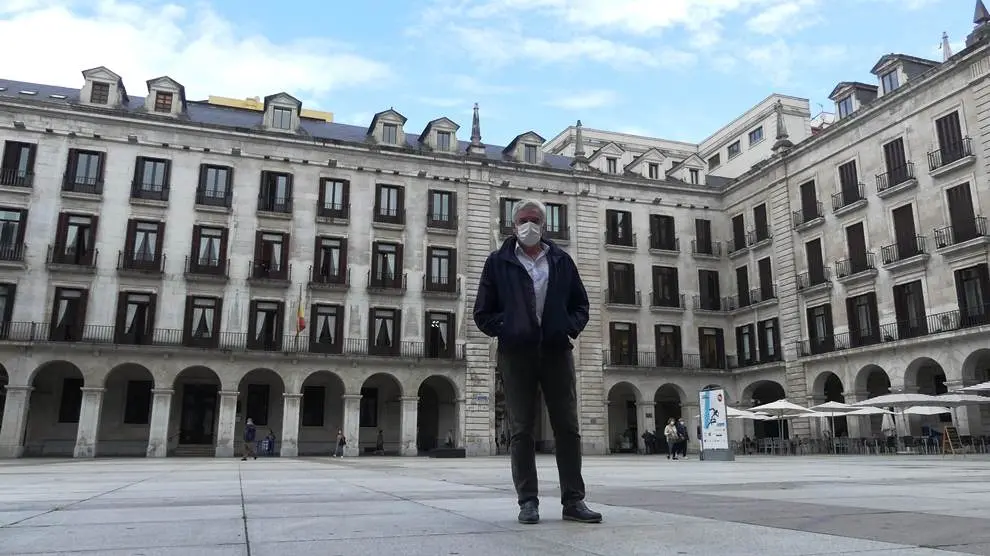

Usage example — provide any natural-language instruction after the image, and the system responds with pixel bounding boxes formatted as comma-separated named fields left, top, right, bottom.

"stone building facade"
left=1, top=4, right=990, bottom=459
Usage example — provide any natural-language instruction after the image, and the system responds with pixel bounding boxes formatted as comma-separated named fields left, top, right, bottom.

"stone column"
left=73, top=387, right=105, bottom=458
left=0, top=386, right=32, bottom=458
left=454, top=397, right=466, bottom=448
left=342, top=394, right=361, bottom=457
left=215, top=390, right=239, bottom=458
left=635, top=401, right=655, bottom=453
left=682, top=403, right=700, bottom=453
left=145, top=388, right=173, bottom=458
left=280, top=393, right=302, bottom=457
left=400, top=396, right=419, bottom=456
left=846, top=391, right=867, bottom=439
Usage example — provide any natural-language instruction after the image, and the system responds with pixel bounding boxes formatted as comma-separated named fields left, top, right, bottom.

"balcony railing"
left=933, top=216, right=989, bottom=248
left=604, top=289, right=640, bottom=305
left=250, top=260, right=291, bottom=281
left=797, top=304, right=990, bottom=357
left=195, top=189, right=232, bottom=209
left=544, top=224, right=570, bottom=241
left=47, top=244, right=98, bottom=268
left=875, top=162, right=915, bottom=193
left=727, top=236, right=747, bottom=254
left=649, top=234, right=679, bottom=251
left=601, top=350, right=738, bottom=371
left=831, top=183, right=865, bottom=211
left=834, top=252, right=877, bottom=278
left=0, top=322, right=466, bottom=360
left=0, top=168, right=32, bottom=188
left=310, top=266, right=349, bottom=287
left=118, top=250, right=165, bottom=273
left=424, top=275, right=460, bottom=294
left=693, top=295, right=728, bottom=312
left=318, top=202, right=350, bottom=220
left=604, top=230, right=636, bottom=247
left=185, top=255, right=228, bottom=278
left=131, top=180, right=169, bottom=202
left=258, top=196, right=292, bottom=214
left=0, top=243, right=26, bottom=263
left=650, top=292, right=684, bottom=309
left=368, top=270, right=407, bottom=291
left=750, top=284, right=778, bottom=304
left=691, top=239, right=721, bottom=257
left=62, top=173, right=103, bottom=195
left=880, top=235, right=927, bottom=264
left=797, top=267, right=831, bottom=290
left=374, top=207, right=406, bottom=225
left=792, top=201, right=823, bottom=227
left=927, top=137, right=973, bottom=171
left=746, top=228, right=771, bottom=245
left=427, top=212, right=458, bottom=231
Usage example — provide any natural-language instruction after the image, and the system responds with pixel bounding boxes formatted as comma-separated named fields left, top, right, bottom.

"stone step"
left=172, top=445, right=215, bottom=457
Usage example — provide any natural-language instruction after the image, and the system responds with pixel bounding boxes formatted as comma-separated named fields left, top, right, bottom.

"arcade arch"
left=606, top=382, right=641, bottom=453
left=298, top=370, right=345, bottom=456
left=24, top=361, right=84, bottom=457
left=743, top=380, right=786, bottom=439
left=653, top=384, right=684, bottom=452
left=417, top=375, right=458, bottom=452
left=97, top=363, right=155, bottom=457
left=359, top=373, right=403, bottom=454
left=170, top=366, right=222, bottom=452
left=237, top=368, right=286, bottom=455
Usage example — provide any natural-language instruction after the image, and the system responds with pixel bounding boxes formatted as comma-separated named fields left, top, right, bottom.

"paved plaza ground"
left=1, top=454, right=990, bottom=555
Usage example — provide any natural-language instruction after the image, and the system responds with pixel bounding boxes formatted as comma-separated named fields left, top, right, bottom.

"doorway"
left=179, top=384, right=218, bottom=444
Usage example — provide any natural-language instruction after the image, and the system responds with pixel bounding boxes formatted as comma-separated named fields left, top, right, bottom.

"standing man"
left=474, top=199, right=602, bottom=525
left=241, top=418, right=257, bottom=461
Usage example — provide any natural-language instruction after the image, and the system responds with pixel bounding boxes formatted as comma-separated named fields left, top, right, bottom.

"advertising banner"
left=699, top=388, right=729, bottom=451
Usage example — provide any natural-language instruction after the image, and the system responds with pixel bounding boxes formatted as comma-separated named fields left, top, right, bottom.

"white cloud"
left=742, top=41, right=847, bottom=86
left=746, top=0, right=821, bottom=35
left=0, top=0, right=391, bottom=107
left=546, top=90, right=619, bottom=110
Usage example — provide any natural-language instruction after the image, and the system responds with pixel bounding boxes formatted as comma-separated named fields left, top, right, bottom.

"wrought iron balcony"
left=875, top=162, right=915, bottom=194
left=927, top=137, right=973, bottom=172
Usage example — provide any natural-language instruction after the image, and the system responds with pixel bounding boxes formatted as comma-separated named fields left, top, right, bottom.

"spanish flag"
left=296, top=286, right=306, bottom=334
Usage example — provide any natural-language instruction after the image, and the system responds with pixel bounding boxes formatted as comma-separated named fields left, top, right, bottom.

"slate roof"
left=0, top=78, right=576, bottom=171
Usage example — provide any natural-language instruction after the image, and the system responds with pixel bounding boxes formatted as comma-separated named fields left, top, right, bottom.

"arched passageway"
left=299, top=371, right=345, bottom=456
left=963, top=349, right=990, bottom=436
left=746, top=380, right=786, bottom=439
left=97, top=363, right=155, bottom=457
left=653, top=384, right=683, bottom=453
left=169, top=366, right=222, bottom=456
left=856, top=365, right=891, bottom=436
left=816, top=372, right=847, bottom=437
left=417, top=375, right=458, bottom=452
left=906, top=358, right=950, bottom=434
left=607, top=382, right=640, bottom=453
left=24, top=361, right=84, bottom=457
left=359, top=373, right=402, bottom=455
left=237, top=368, right=286, bottom=456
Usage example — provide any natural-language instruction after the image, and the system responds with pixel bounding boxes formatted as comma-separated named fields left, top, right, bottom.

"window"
left=53, top=213, right=97, bottom=266
left=955, top=263, right=990, bottom=327
left=736, top=324, right=756, bottom=366
left=382, top=123, right=398, bottom=144
left=753, top=203, right=769, bottom=242
left=310, top=304, right=343, bottom=354
left=698, top=327, right=725, bottom=369
left=313, top=237, right=347, bottom=284
left=252, top=232, right=289, bottom=280
left=500, top=197, right=520, bottom=233
left=369, top=307, right=401, bottom=356
left=651, top=266, right=679, bottom=307
left=846, top=292, right=880, bottom=347
left=428, top=190, right=455, bottom=228
left=649, top=214, right=676, bottom=251
left=735, top=266, right=750, bottom=307
left=49, top=287, right=88, bottom=342
left=881, top=138, right=910, bottom=189
left=606, top=157, right=618, bottom=174
left=64, top=149, right=104, bottom=193
left=246, top=384, right=270, bottom=426
left=804, top=238, right=826, bottom=286
left=544, top=202, right=567, bottom=239
left=371, top=242, right=403, bottom=289
left=707, top=154, right=720, bottom=170
left=90, top=82, right=110, bottom=105
left=426, top=311, right=454, bottom=358
left=843, top=222, right=870, bottom=275
left=426, top=247, right=456, bottom=292
left=258, top=171, right=292, bottom=213
left=1, top=141, right=36, bottom=186
left=375, top=184, right=404, bottom=224
left=131, top=157, right=170, bottom=200
left=190, top=226, right=227, bottom=275
left=272, top=107, right=292, bottom=130
left=248, top=300, right=284, bottom=351
left=360, top=387, right=379, bottom=427
left=115, top=291, right=157, bottom=345
left=757, top=318, right=780, bottom=362
left=698, top=269, right=721, bottom=311
left=436, top=131, right=452, bottom=151
left=748, top=126, right=764, bottom=146
left=881, top=70, right=899, bottom=94
left=58, top=378, right=83, bottom=423
left=197, top=165, right=232, bottom=207
left=607, top=262, right=636, bottom=304
left=524, top=144, right=538, bottom=164
left=301, top=386, right=325, bottom=427
left=807, top=303, right=834, bottom=354
left=893, top=280, right=927, bottom=339
left=123, top=381, right=153, bottom=424
left=648, top=163, right=659, bottom=179
left=605, top=209, right=633, bottom=246
left=689, top=168, right=700, bottom=184
left=0, top=283, right=15, bottom=335
left=694, top=218, right=713, bottom=255
left=727, top=141, right=741, bottom=159
left=0, top=208, right=26, bottom=261
left=184, top=296, right=222, bottom=348
left=654, top=325, right=681, bottom=366
left=836, top=160, right=861, bottom=206
left=798, top=180, right=820, bottom=223
left=757, top=257, right=774, bottom=300
left=153, top=92, right=173, bottom=113
left=730, top=214, right=746, bottom=252
left=934, top=111, right=967, bottom=167
left=123, top=220, right=164, bottom=271
left=315, top=178, right=348, bottom=219
left=608, top=322, right=637, bottom=365
left=837, top=95, right=853, bottom=118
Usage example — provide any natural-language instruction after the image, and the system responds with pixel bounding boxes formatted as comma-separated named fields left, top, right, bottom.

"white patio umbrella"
left=811, top=401, right=858, bottom=453
left=854, top=393, right=941, bottom=452
left=959, top=380, right=990, bottom=393
left=932, top=393, right=990, bottom=406
left=903, top=406, right=951, bottom=416
left=845, top=406, right=893, bottom=416
left=748, top=399, right=817, bottom=455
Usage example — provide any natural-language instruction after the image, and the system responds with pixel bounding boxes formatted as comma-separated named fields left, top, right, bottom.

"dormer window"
left=383, top=124, right=398, bottom=145
left=436, top=131, right=451, bottom=151
left=689, top=169, right=700, bottom=184
left=837, top=96, right=854, bottom=118
left=606, top=157, right=618, bottom=174
left=524, top=144, right=538, bottom=164
left=273, top=107, right=292, bottom=130
left=90, top=83, right=110, bottom=105
left=880, top=70, right=899, bottom=94
left=648, top=163, right=659, bottom=179
left=153, top=92, right=173, bottom=113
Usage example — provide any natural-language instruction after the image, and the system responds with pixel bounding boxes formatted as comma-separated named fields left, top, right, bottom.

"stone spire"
left=570, top=120, right=589, bottom=171
left=968, top=0, right=990, bottom=47
left=942, top=32, right=953, bottom=61
left=771, top=100, right=794, bottom=154
left=977, top=0, right=990, bottom=24
left=467, top=102, right=485, bottom=155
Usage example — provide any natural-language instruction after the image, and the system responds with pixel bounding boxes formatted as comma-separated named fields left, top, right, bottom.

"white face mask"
left=515, top=222, right=543, bottom=247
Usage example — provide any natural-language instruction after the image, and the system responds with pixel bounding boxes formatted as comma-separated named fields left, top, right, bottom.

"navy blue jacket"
left=473, top=237, right=590, bottom=351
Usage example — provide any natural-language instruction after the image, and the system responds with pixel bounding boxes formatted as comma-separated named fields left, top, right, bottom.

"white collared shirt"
left=515, top=242, right=550, bottom=325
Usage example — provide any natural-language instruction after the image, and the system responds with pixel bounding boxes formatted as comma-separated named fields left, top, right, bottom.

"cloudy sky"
left=0, top=0, right=973, bottom=146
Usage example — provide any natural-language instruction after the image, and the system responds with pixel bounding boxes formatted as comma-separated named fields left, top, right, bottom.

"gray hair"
left=512, top=199, right=547, bottom=224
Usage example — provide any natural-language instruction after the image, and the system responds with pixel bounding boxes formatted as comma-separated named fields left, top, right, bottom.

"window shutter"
left=182, top=296, right=194, bottom=345
left=147, top=293, right=158, bottom=339
left=124, top=220, right=137, bottom=256
left=115, top=292, right=128, bottom=343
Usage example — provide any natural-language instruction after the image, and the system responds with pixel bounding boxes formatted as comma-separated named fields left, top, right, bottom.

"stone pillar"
left=215, top=390, right=238, bottom=458
left=0, top=386, right=32, bottom=458
left=844, top=392, right=865, bottom=440
left=682, top=403, right=700, bottom=453
left=146, top=388, right=173, bottom=458
left=400, top=396, right=418, bottom=456
left=635, top=401, right=655, bottom=453
left=280, top=393, right=302, bottom=457
left=73, top=387, right=105, bottom=458
left=342, top=394, right=361, bottom=457
left=454, top=398, right=466, bottom=448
